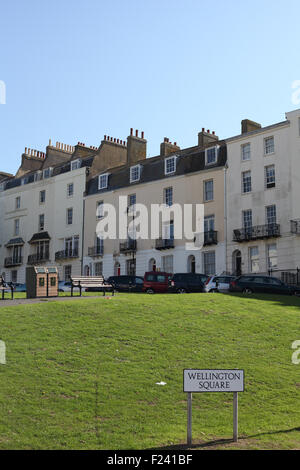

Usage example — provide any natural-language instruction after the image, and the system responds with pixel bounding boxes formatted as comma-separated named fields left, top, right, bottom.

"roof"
left=86, top=143, right=227, bottom=197
left=5, top=237, right=25, bottom=247
left=29, top=231, right=51, bottom=244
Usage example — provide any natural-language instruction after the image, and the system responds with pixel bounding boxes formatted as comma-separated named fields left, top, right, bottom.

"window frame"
left=264, top=136, right=275, bottom=155
left=205, top=146, right=218, bottom=166
left=264, top=165, right=275, bottom=189
left=67, top=182, right=74, bottom=197
left=98, top=173, right=109, bottom=190
left=164, top=156, right=177, bottom=176
left=242, top=170, right=252, bottom=194
left=130, top=165, right=141, bottom=183
left=241, top=143, right=251, bottom=161
left=66, top=207, right=73, bottom=225
left=164, top=187, right=173, bottom=207
left=71, top=159, right=81, bottom=171
left=204, top=179, right=214, bottom=202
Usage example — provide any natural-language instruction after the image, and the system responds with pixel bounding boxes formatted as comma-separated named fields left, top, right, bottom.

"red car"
left=143, top=271, right=172, bottom=294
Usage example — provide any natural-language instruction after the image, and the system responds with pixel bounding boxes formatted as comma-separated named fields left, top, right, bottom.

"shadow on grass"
left=224, top=292, right=300, bottom=309
left=148, top=426, right=300, bottom=450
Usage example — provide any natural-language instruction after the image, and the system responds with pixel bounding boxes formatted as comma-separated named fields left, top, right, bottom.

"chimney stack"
left=198, top=128, right=219, bottom=147
left=160, top=138, right=180, bottom=157
left=127, top=128, right=147, bottom=165
left=241, top=119, right=262, bottom=134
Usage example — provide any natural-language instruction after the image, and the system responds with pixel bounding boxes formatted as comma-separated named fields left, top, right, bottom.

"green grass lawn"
left=0, top=292, right=300, bottom=450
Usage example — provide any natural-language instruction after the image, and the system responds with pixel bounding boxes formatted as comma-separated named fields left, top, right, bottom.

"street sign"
left=184, top=369, right=244, bottom=393
left=183, top=369, right=244, bottom=446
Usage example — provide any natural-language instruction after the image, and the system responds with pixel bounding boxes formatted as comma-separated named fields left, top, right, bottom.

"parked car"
left=229, top=275, right=300, bottom=295
left=143, top=272, right=172, bottom=294
left=169, top=273, right=208, bottom=294
left=13, top=283, right=26, bottom=292
left=58, top=281, right=72, bottom=292
left=205, top=275, right=236, bottom=293
left=107, top=275, right=144, bottom=293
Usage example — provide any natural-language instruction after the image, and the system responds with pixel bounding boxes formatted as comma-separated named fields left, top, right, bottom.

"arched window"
left=149, top=258, right=156, bottom=272
left=187, top=255, right=196, bottom=273
left=232, top=250, right=242, bottom=276
left=114, top=262, right=121, bottom=276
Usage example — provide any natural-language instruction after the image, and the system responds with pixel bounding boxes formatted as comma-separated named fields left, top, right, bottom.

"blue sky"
left=1, top=0, right=300, bottom=175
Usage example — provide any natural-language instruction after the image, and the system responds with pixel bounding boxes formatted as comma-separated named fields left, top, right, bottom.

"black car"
left=168, top=273, right=208, bottom=294
left=107, top=275, right=144, bottom=293
left=229, top=275, right=300, bottom=295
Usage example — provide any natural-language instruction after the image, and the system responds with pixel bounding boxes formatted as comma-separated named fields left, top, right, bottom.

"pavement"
left=0, top=295, right=114, bottom=308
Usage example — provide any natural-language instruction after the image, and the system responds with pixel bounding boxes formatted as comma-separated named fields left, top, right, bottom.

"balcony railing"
left=119, top=239, right=137, bottom=253
left=55, top=249, right=79, bottom=261
left=291, top=220, right=300, bottom=234
left=233, top=224, right=280, bottom=242
left=155, top=238, right=175, bottom=250
left=4, top=256, right=23, bottom=267
left=28, top=253, right=50, bottom=265
left=88, top=246, right=104, bottom=257
left=204, top=230, right=218, bottom=246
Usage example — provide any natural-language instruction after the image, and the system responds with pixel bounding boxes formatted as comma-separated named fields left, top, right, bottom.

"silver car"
left=205, top=275, right=235, bottom=293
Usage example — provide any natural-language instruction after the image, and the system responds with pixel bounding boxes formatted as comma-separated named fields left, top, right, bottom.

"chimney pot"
left=135, top=129, right=139, bottom=137
left=207, top=130, right=210, bottom=134
left=141, top=131, right=144, bottom=139
left=212, top=131, right=215, bottom=135
left=202, top=128, right=205, bottom=132
left=174, top=142, right=177, bottom=146
left=130, top=128, right=133, bottom=136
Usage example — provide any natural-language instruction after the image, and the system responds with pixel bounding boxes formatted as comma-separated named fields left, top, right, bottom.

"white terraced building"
left=225, top=109, right=300, bottom=284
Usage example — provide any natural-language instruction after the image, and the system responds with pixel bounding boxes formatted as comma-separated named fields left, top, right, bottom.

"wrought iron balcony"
left=204, top=230, right=218, bottom=246
left=88, top=246, right=104, bottom=257
left=291, top=220, right=300, bottom=234
left=119, top=239, right=137, bottom=253
left=233, top=224, right=280, bottom=243
left=28, top=253, right=50, bottom=265
left=155, top=238, right=175, bottom=250
left=55, top=249, right=79, bottom=261
left=4, top=256, right=23, bottom=267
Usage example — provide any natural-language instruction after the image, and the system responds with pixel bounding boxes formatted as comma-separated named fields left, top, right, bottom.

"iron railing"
left=4, top=256, right=23, bottom=267
left=55, top=249, right=79, bottom=261
left=155, top=238, right=175, bottom=250
left=120, top=239, right=137, bottom=253
left=233, top=224, right=280, bottom=242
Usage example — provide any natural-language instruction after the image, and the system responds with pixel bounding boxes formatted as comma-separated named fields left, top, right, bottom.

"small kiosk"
left=26, top=266, right=59, bottom=299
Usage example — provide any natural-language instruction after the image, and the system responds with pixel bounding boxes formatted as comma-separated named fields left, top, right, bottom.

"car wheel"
left=243, top=288, right=253, bottom=294
left=177, top=288, right=187, bottom=294
left=146, top=288, right=155, bottom=294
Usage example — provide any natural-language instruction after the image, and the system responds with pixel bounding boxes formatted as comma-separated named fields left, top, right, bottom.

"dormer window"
left=165, top=156, right=177, bottom=175
left=98, top=173, right=109, bottom=190
left=34, top=171, right=43, bottom=182
left=130, top=165, right=141, bottom=183
left=71, top=159, right=81, bottom=171
left=205, top=146, right=218, bottom=165
left=43, top=167, right=52, bottom=179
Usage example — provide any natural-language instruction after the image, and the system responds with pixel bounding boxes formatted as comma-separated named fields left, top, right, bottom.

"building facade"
left=226, top=110, right=300, bottom=284
left=2, top=108, right=300, bottom=284
left=83, top=129, right=227, bottom=278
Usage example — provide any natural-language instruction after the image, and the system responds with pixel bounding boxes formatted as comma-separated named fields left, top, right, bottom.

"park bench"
left=70, top=276, right=115, bottom=297
left=0, top=275, right=14, bottom=300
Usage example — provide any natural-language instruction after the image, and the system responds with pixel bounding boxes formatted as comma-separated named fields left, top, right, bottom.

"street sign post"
left=183, top=369, right=244, bottom=446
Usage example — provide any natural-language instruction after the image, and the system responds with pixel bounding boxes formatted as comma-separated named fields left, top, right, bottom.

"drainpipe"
left=224, top=163, right=228, bottom=274
left=81, top=196, right=86, bottom=276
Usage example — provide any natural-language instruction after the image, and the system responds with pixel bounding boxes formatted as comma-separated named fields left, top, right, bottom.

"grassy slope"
left=0, top=293, right=300, bottom=450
